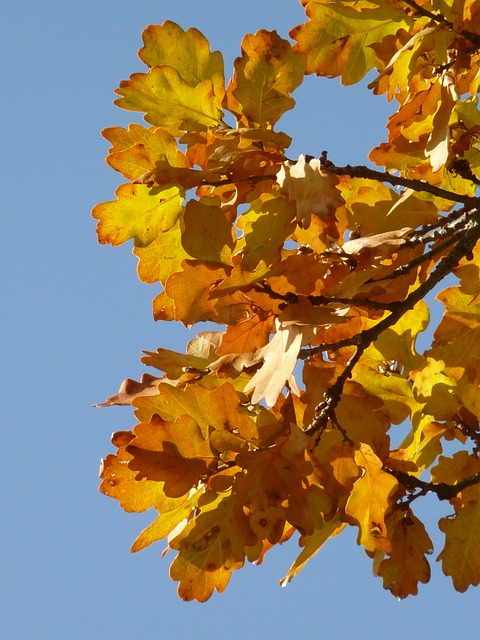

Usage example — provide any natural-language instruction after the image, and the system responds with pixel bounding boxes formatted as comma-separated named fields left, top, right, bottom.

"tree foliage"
left=92, top=0, right=480, bottom=601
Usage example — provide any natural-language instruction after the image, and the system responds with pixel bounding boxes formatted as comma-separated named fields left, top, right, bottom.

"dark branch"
left=327, top=164, right=479, bottom=206
left=303, top=216, right=480, bottom=435
left=384, top=466, right=480, bottom=501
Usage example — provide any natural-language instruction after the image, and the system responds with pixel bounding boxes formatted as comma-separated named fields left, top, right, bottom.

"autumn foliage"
left=93, top=1, right=480, bottom=601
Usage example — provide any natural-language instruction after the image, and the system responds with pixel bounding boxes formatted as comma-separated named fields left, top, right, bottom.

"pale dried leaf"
left=425, top=73, right=458, bottom=172
left=341, top=227, right=412, bottom=264
left=94, top=373, right=161, bottom=407
left=244, top=319, right=304, bottom=406
left=276, top=154, right=344, bottom=227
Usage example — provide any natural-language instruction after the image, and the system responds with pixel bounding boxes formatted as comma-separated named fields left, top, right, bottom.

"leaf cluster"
left=93, top=1, right=480, bottom=601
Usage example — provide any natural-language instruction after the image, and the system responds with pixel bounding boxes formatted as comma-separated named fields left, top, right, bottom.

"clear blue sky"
left=2, top=1, right=477, bottom=638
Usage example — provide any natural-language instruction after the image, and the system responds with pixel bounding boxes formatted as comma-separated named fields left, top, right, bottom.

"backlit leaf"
left=378, top=511, right=432, bottom=599
left=344, top=443, right=398, bottom=552
left=438, top=496, right=480, bottom=592
left=93, top=183, right=183, bottom=247
left=225, top=30, right=306, bottom=128
left=115, top=66, right=224, bottom=135
left=291, top=1, right=409, bottom=84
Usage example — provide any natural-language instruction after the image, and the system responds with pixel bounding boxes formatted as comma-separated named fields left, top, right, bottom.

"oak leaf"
left=243, top=320, right=304, bottom=406
left=127, top=414, right=213, bottom=498
left=181, top=199, right=235, bottom=265
left=344, top=443, right=398, bottom=552
left=103, top=124, right=189, bottom=181
left=225, top=30, right=306, bottom=128
left=115, top=66, right=224, bottom=135
left=139, top=21, right=224, bottom=97
left=291, top=1, right=409, bottom=84
left=92, top=183, right=183, bottom=247
left=169, top=491, right=258, bottom=602
left=438, top=497, right=480, bottom=592
left=378, top=512, right=433, bottom=599
left=277, top=155, right=344, bottom=228
left=341, top=227, right=412, bottom=265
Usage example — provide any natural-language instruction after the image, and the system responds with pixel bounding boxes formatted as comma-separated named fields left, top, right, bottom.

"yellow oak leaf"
left=103, top=124, right=188, bottom=181
left=169, top=491, right=258, bottom=602
left=429, top=286, right=480, bottom=369
left=139, top=21, right=224, bottom=99
left=438, top=497, right=480, bottom=592
left=401, top=416, right=447, bottom=472
left=131, top=489, right=202, bottom=553
left=235, top=194, right=296, bottom=271
left=115, top=66, right=223, bottom=135
left=340, top=178, right=438, bottom=235
left=378, top=512, right=433, bottom=599
left=411, top=357, right=462, bottom=421
left=352, top=358, right=415, bottom=425
left=291, top=1, right=409, bottom=84
left=280, top=515, right=346, bottom=586
left=372, top=300, right=429, bottom=375
left=134, top=221, right=190, bottom=285
left=225, top=29, right=306, bottom=128
left=92, top=183, right=183, bottom=247
left=181, top=199, right=235, bottom=265
left=344, top=443, right=398, bottom=552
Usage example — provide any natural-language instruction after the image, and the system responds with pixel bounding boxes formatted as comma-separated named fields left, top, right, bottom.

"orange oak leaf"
left=378, top=512, right=433, bottom=598
left=127, top=414, right=213, bottom=498
left=99, top=443, right=187, bottom=514
left=235, top=424, right=315, bottom=536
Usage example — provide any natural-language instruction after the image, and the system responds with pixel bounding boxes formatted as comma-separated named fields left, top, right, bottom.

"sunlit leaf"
left=225, top=30, right=305, bottom=128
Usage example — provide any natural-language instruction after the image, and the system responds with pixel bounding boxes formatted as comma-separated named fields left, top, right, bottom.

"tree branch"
left=400, top=1, right=480, bottom=48
left=303, top=216, right=480, bottom=436
left=384, top=466, right=480, bottom=501
left=327, top=163, right=479, bottom=206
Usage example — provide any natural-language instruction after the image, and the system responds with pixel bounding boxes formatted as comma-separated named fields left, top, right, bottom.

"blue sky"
left=2, top=1, right=478, bottom=638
